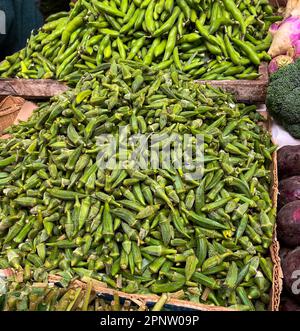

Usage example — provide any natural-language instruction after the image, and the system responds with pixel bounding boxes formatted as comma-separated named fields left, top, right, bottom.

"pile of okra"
left=0, top=281, right=162, bottom=311
left=0, top=0, right=281, bottom=82
left=0, top=60, right=276, bottom=310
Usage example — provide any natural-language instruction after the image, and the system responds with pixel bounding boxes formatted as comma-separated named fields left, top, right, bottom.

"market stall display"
left=1, top=0, right=296, bottom=313
left=0, top=60, right=277, bottom=310
left=0, top=0, right=280, bottom=83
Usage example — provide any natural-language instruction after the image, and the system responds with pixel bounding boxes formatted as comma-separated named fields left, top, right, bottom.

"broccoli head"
left=282, top=122, right=300, bottom=139
left=266, top=59, right=300, bottom=138
left=281, top=87, right=300, bottom=124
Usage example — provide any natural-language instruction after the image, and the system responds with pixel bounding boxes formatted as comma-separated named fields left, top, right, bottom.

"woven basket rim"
left=0, top=95, right=25, bottom=107
left=0, top=96, right=25, bottom=121
left=0, top=107, right=20, bottom=117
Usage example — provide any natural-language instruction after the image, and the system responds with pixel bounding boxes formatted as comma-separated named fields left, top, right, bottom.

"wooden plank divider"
left=0, top=63, right=268, bottom=103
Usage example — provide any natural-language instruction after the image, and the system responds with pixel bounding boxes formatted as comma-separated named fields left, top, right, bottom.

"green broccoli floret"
left=269, top=61, right=300, bottom=84
left=266, top=59, right=300, bottom=138
left=282, top=122, right=300, bottom=139
left=281, top=87, right=300, bottom=124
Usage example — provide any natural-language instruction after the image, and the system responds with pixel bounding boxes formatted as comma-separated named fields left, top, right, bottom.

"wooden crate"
left=197, top=63, right=269, bottom=103
left=0, top=63, right=269, bottom=103
left=0, top=78, right=68, bottom=100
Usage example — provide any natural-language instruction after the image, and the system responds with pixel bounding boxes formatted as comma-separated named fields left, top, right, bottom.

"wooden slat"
left=0, top=63, right=269, bottom=102
left=0, top=79, right=68, bottom=99
left=196, top=63, right=269, bottom=103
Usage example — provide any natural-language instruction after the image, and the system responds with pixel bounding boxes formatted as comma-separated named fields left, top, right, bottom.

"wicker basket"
left=0, top=96, right=25, bottom=133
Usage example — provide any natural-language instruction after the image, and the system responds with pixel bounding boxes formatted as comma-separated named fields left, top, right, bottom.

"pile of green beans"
left=1, top=281, right=162, bottom=311
left=0, top=0, right=280, bottom=82
left=0, top=61, right=276, bottom=310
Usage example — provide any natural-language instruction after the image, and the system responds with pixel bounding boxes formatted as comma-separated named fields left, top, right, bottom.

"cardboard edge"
left=263, top=113, right=283, bottom=311
left=270, top=138, right=283, bottom=311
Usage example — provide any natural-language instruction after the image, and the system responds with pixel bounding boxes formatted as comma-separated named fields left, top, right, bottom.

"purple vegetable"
left=287, top=16, right=300, bottom=44
left=277, top=145, right=300, bottom=180
left=280, top=246, right=292, bottom=263
left=277, top=201, right=300, bottom=247
left=280, top=295, right=300, bottom=311
left=268, top=16, right=300, bottom=58
left=292, top=39, right=300, bottom=59
left=269, top=22, right=281, bottom=35
left=282, top=247, right=300, bottom=302
left=278, top=176, right=300, bottom=209
left=268, top=55, right=294, bottom=73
